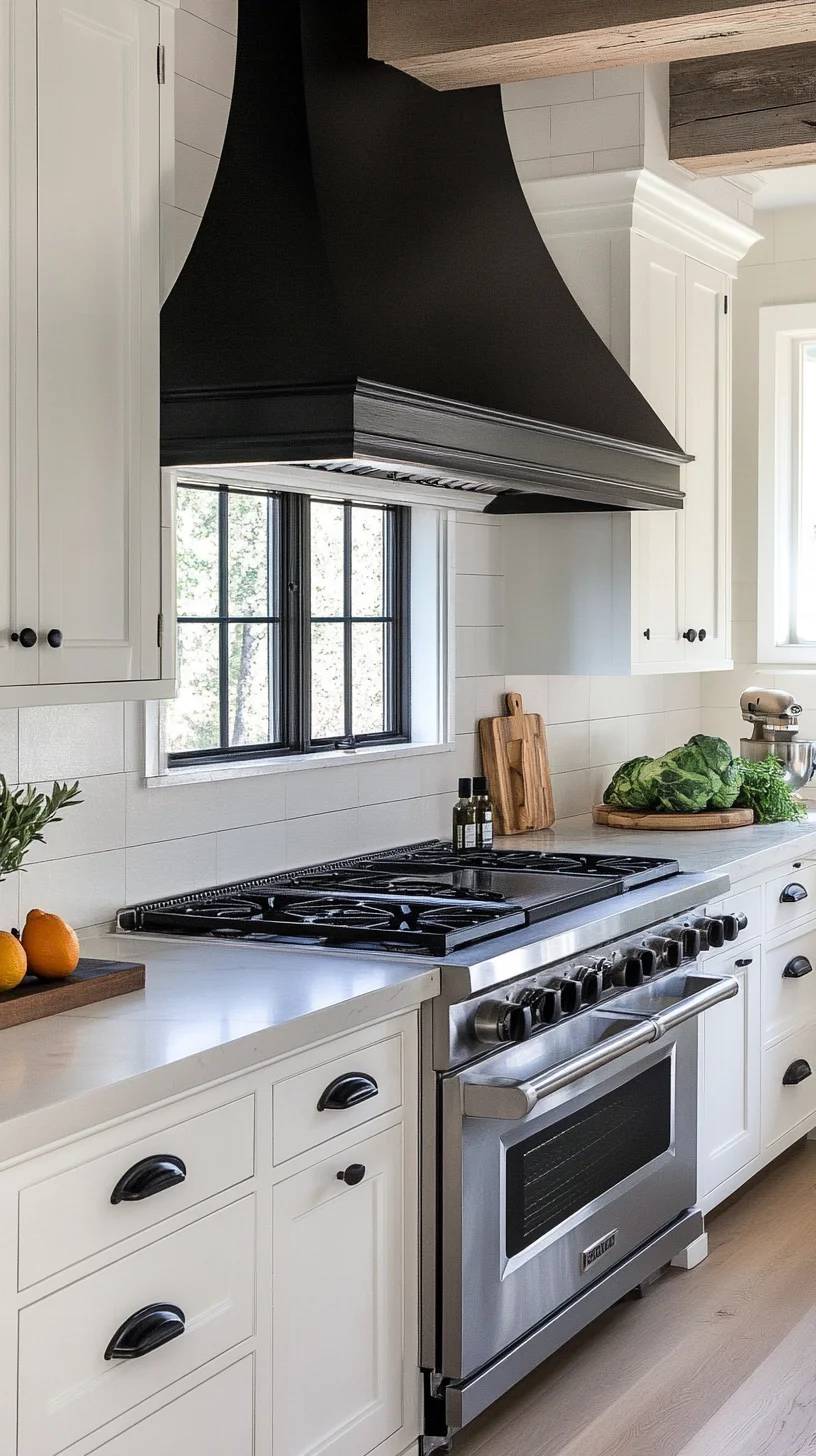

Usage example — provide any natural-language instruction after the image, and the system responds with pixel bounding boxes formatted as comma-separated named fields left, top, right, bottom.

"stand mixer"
left=740, top=687, right=816, bottom=790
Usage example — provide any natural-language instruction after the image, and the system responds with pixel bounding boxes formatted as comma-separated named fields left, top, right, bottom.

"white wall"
left=701, top=207, right=816, bottom=762
left=0, top=511, right=703, bottom=935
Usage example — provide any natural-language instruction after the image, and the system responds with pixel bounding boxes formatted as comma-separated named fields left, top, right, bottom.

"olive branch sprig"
left=0, top=777, right=83, bottom=881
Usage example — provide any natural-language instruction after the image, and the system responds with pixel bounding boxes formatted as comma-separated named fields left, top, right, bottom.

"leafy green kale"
left=640, top=744, right=715, bottom=813
left=735, top=757, right=807, bottom=823
left=687, top=735, right=735, bottom=780
left=708, top=758, right=744, bottom=810
left=603, top=756, right=656, bottom=810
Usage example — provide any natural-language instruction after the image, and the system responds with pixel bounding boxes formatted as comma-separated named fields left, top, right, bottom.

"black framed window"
left=166, top=484, right=410, bottom=765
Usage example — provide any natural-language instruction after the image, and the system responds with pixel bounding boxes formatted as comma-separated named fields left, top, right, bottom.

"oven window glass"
left=505, top=1059, right=672, bottom=1257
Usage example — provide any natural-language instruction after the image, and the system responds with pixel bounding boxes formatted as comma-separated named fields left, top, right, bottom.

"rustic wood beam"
left=670, top=43, right=816, bottom=172
left=368, top=1, right=816, bottom=90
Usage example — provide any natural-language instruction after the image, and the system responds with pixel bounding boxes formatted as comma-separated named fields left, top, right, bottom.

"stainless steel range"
left=117, top=842, right=748, bottom=1447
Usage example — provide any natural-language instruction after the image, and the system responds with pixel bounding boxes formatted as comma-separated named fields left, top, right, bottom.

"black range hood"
left=160, top=0, right=690, bottom=513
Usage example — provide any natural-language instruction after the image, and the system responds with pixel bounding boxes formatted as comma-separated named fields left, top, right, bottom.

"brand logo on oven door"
left=581, top=1230, right=618, bottom=1274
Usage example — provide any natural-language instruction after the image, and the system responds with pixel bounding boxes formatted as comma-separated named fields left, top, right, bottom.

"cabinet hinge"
left=157, top=613, right=163, bottom=649
left=157, top=43, right=166, bottom=84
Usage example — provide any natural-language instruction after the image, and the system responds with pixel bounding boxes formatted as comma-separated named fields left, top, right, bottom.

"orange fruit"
left=0, top=930, right=27, bottom=991
left=21, top=909, right=80, bottom=980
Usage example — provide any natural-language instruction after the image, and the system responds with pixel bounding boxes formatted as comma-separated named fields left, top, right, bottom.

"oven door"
left=437, top=984, right=724, bottom=1382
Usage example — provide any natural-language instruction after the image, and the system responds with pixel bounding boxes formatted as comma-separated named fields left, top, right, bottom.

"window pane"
left=311, top=501, right=345, bottom=617
left=351, top=507, right=385, bottom=617
left=228, top=492, right=276, bottom=619
left=166, top=623, right=220, bottom=753
left=176, top=487, right=219, bottom=618
left=311, top=622, right=345, bottom=739
left=228, top=623, right=277, bottom=747
left=798, top=344, right=816, bottom=643
left=352, top=623, right=386, bottom=736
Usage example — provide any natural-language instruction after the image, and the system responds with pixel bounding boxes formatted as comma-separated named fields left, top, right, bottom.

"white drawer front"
left=716, top=886, right=763, bottom=940
left=87, top=1358, right=254, bottom=1456
left=19, top=1096, right=255, bottom=1290
left=763, top=927, right=816, bottom=1046
left=274, top=1033, right=402, bottom=1165
left=19, top=1197, right=255, bottom=1456
left=765, top=862, right=816, bottom=935
left=763, top=1028, right=816, bottom=1149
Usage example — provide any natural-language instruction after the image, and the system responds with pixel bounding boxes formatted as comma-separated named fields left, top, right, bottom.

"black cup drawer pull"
left=783, top=956, right=813, bottom=979
left=104, top=1303, right=186, bottom=1361
left=783, top=1059, right=813, bottom=1086
left=110, top=1154, right=187, bottom=1205
left=781, top=883, right=808, bottom=904
left=317, top=1072, right=379, bottom=1112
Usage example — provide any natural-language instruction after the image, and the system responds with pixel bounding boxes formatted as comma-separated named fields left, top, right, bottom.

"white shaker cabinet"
left=0, top=0, right=174, bottom=705
left=505, top=169, right=756, bottom=677
left=697, top=939, right=761, bottom=1200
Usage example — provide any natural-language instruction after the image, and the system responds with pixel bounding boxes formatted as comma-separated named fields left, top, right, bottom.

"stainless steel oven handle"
left=648, top=972, right=739, bottom=1035
left=462, top=1021, right=658, bottom=1120
left=462, top=972, right=739, bottom=1120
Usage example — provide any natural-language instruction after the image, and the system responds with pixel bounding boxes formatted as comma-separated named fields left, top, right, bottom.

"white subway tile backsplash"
left=216, top=821, right=287, bottom=883
left=174, top=141, right=220, bottom=218
left=550, top=153, right=594, bottom=178
left=503, top=106, right=551, bottom=163
left=547, top=721, right=590, bottom=774
left=26, top=774, right=126, bottom=864
left=627, top=713, right=667, bottom=758
left=0, top=709, right=18, bottom=782
left=456, top=625, right=505, bottom=677
left=175, top=75, right=232, bottom=158
left=549, top=676, right=590, bottom=725
left=550, top=94, right=640, bottom=157
left=285, top=809, right=360, bottom=869
left=358, top=798, right=425, bottom=852
left=175, top=7, right=237, bottom=96
left=503, top=73, right=593, bottom=109
left=19, top=703, right=125, bottom=782
left=663, top=674, right=702, bottom=712
left=551, top=770, right=593, bottom=820
left=664, top=709, right=702, bottom=746
left=455, top=573, right=504, bottom=628
left=180, top=0, right=238, bottom=36
left=22, top=850, right=127, bottom=930
left=126, top=770, right=286, bottom=846
left=589, top=717, right=628, bottom=769
left=421, top=793, right=451, bottom=841
left=455, top=678, right=477, bottom=736
left=126, top=835, right=217, bottom=905
left=284, top=765, right=358, bottom=820
left=504, top=676, right=549, bottom=721
left=593, top=66, right=644, bottom=98
left=594, top=146, right=642, bottom=172
left=358, top=756, right=421, bottom=807
left=456, top=521, right=504, bottom=577
left=420, top=747, right=459, bottom=798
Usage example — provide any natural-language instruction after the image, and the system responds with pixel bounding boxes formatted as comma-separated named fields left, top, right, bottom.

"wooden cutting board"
left=593, top=804, right=755, bottom=831
left=0, top=958, right=145, bottom=1030
left=479, top=692, right=555, bottom=835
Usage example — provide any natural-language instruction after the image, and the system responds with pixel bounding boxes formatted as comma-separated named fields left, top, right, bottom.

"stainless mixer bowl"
left=740, top=737, right=815, bottom=791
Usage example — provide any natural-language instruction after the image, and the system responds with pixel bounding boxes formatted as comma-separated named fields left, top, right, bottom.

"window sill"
left=145, top=738, right=454, bottom=788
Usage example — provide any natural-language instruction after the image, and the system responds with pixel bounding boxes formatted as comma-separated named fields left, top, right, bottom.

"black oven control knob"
left=646, top=936, right=683, bottom=970
left=720, top=912, right=748, bottom=941
left=473, top=999, right=532, bottom=1045
left=583, top=955, right=615, bottom=987
left=693, top=917, right=725, bottom=951
left=549, top=976, right=582, bottom=1015
left=513, top=984, right=562, bottom=1026
left=570, top=967, right=603, bottom=1006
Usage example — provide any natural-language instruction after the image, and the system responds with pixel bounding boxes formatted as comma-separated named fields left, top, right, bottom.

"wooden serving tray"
left=0, top=957, right=145, bottom=1030
left=593, top=805, right=755, bottom=831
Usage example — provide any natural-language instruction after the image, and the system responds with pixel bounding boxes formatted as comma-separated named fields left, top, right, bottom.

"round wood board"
left=593, top=804, right=755, bottom=831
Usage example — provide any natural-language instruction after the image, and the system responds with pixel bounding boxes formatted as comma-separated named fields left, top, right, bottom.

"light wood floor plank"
left=453, top=1141, right=816, bottom=1456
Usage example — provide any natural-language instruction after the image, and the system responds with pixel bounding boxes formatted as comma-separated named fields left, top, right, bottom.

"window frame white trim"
left=146, top=470, right=456, bottom=785
left=758, top=301, right=816, bottom=667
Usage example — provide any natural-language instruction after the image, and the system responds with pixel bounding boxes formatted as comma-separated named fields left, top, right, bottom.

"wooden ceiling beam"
left=670, top=43, right=816, bottom=173
left=368, top=1, right=816, bottom=90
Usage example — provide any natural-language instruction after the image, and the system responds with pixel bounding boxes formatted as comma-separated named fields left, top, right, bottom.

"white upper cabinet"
left=0, top=0, right=173, bottom=705
left=505, top=169, right=757, bottom=677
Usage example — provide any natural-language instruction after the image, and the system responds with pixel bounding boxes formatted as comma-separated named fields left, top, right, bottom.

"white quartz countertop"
left=0, top=935, right=437, bottom=1164
left=495, top=811, right=816, bottom=885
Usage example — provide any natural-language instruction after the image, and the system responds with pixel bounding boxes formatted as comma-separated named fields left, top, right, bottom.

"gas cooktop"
left=117, top=843, right=679, bottom=957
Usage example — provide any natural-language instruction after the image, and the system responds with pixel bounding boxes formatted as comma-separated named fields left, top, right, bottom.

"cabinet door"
left=0, top=0, right=39, bottom=688
left=36, top=0, right=161, bottom=686
left=272, top=1125, right=404, bottom=1456
left=629, top=233, right=686, bottom=671
left=698, top=949, right=761, bottom=1199
left=682, top=259, right=731, bottom=668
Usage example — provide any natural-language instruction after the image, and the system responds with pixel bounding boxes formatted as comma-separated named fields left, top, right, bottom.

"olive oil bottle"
left=473, top=775, right=494, bottom=848
left=452, top=778, right=477, bottom=852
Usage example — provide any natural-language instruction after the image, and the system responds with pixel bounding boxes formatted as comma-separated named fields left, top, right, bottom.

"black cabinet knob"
left=337, top=1164, right=366, bottom=1186
left=780, top=883, right=808, bottom=904
left=783, top=956, right=813, bottom=979
left=783, top=1058, right=812, bottom=1086
left=110, top=1154, right=187, bottom=1205
left=643, top=628, right=651, bottom=641
left=682, top=629, right=698, bottom=642
left=46, top=628, right=63, bottom=648
left=104, top=1303, right=186, bottom=1361
left=698, top=629, right=708, bottom=642
left=11, top=628, right=37, bottom=648
left=317, top=1072, right=379, bottom=1112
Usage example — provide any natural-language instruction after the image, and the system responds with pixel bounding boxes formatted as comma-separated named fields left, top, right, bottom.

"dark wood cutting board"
left=0, top=958, right=145, bottom=1030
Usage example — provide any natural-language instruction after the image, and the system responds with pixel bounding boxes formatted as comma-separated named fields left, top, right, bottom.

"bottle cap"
left=473, top=776, right=488, bottom=794
left=458, top=778, right=472, bottom=797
